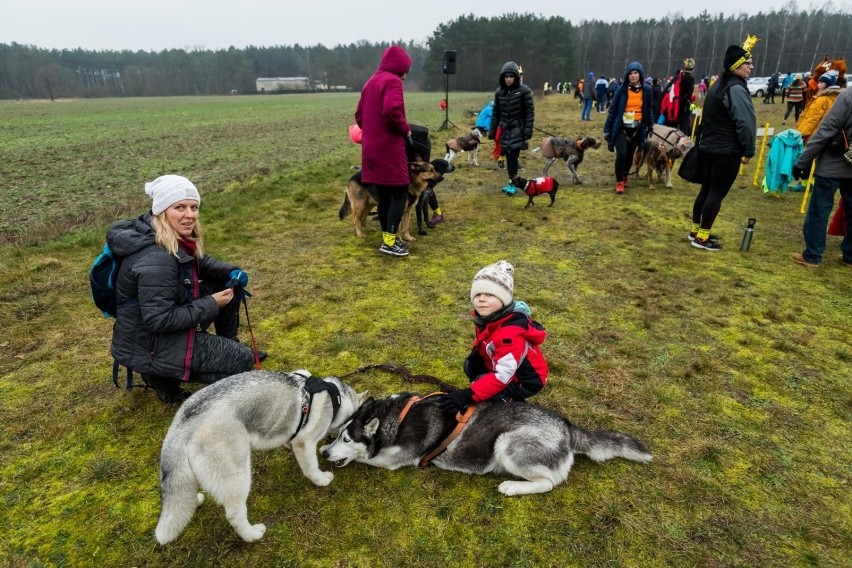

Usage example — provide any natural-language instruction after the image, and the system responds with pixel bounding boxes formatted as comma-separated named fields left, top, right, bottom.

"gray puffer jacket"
left=107, top=214, right=236, bottom=380
left=489, top=61, right=535, bottom=152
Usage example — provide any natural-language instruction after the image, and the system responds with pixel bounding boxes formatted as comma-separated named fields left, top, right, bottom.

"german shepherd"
left=339, top=161, right=442, bottom=241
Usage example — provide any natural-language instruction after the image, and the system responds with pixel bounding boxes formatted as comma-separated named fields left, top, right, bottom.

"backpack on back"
left=89, top=241, right=139, bottom=389
left=660, top=73, right=682, bottom=124
left=89, top=243, right=122, bottom=318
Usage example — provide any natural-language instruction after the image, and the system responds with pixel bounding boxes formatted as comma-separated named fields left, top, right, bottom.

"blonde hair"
left=151, top=213, right=204, bottom=258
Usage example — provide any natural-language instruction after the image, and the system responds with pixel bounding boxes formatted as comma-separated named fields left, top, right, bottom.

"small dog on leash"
left=155, top=370, right=367, bottom=544
left=535, top=136, right=601, bottom=184
left=636, top=124, right=694, bottom=188
left=444, top=128, right=483, bottom=165
left=511, top=176, right=560, bottom=209
left=633, top=142, right=678, bottom=188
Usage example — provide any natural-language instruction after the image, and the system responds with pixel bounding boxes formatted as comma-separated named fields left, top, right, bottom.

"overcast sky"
left=3, top=1, right=812, bottom=52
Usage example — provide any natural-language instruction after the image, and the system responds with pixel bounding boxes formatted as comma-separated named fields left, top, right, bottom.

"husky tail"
left=570, top=427, right=652, bottom=464
left=338, top=191, right=351, bottom=220
left=154, top=446, right=205, bottom=545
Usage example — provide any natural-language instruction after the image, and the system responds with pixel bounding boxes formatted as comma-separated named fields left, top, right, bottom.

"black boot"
left=141, top=375, right=192, bottom=404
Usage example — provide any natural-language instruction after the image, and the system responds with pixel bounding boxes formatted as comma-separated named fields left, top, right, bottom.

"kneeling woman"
left=107, top=175, right=261, bottom=403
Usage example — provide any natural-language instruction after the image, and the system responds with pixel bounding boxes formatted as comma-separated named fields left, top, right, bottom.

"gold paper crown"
left=742, top=35, right=760, bottom=53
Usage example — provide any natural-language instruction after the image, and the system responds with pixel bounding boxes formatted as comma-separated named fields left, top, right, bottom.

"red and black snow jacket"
left=465, top=311, right=548, bottom=402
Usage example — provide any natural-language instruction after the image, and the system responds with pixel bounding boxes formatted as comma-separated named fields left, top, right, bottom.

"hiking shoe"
left=615, top=181, right=625, bottom=194
left=502, top=183, right=517, bottom=195
left=691, top=236, right=722, bottom=251
left=429, top=213, right=444, bottom=226
left=840, top=256, right=852, bottom=267
left=688, top=232, right=720, bottom=243
left=379, top=241, right=409, bottom=256
left=789, top=252, right=819, bottom=268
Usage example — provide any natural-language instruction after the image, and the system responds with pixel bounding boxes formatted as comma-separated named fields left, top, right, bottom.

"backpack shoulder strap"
left=112, top=359, right=134, bottom=390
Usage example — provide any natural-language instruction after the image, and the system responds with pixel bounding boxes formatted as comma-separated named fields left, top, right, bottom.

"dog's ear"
left=356, top=391, right=370, bottom=406
left=364, top=417, right=380, bottom=437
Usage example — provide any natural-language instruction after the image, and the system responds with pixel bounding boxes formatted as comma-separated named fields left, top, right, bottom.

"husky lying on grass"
left=155, top=370, right=367, bottom=544
left=321, top=393, right=651, bottom=496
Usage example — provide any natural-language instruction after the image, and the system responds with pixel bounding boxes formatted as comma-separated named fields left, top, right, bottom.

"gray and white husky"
left=321, top=393, right=651, bottom=496
left=155, top=369, right=367, bottom=545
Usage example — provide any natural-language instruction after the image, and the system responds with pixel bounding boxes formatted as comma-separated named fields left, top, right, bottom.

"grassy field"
left=1, top=91, right=850, bottom=567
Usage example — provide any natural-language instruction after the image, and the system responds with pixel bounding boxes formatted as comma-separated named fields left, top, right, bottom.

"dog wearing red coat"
left=511, top=176, right=560, bottom=209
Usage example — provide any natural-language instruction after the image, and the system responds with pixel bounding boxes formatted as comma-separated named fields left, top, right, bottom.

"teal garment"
left=762, top=129, right=804, bottom=193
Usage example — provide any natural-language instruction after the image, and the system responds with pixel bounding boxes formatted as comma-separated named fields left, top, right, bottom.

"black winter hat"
left=724, top=45, right=749, bottom=71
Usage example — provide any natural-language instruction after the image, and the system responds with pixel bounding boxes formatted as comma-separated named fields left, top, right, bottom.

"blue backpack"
left=89, top=243, right=140, bottom=389
left=89, top=243, right=122, bottom=318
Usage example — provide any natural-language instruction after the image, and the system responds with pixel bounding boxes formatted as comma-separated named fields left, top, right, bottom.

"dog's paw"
left=241, top=523, right=267, bottom=542
left=312, top=470, right=334, bottom=487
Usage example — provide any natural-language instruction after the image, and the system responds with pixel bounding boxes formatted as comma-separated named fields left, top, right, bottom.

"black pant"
left=614, top=127, right=642, bottom=181
left=375, top=183, right=408, bottom=234
left=692, top=152, right=741, bottom=230
left=784, top=101, right=803, bottom=122
left=504, top=149, right=521, bottom=179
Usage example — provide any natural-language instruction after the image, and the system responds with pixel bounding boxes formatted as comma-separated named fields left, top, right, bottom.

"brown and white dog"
left=444, top=128, right=483, bottom=165
left=511, top=176, right=560, bottom=209
left=536, top=136, right=601, bottom=184
left=338, top=161, right=442, bottom=241
left=633, top=125, right=694, bottom=188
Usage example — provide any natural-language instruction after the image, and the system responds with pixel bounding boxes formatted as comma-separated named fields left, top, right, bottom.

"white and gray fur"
left=321, top=393, right=651, bottom=496
left=155, top=369, right=368, bottom=545
left=444, top=128, right=483, bottom=165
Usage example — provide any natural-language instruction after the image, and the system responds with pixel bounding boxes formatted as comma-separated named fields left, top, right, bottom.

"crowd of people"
left=103, top=42, right=850, bottom=406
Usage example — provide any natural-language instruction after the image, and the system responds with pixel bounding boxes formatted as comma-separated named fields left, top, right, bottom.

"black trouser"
left=692, top=152, right=741, bottom=230
left=614, top=127, right=642, bottom=181
left=504, top=148, right=521, bottom=179
left=375, top=183, right=408, bottom=234
left=784, top=101, right=803, bottom=122
left=143, top=282, right=254, bottom=394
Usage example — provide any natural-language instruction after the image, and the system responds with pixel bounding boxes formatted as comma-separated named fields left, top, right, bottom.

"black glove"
left=437, top=388, right=474, bottom=413
left=792, top=164, right=809, bottom=181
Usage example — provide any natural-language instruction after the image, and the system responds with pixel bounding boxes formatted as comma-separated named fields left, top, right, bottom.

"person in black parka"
left=107, top=175, right=260, bottom=403
left=489, top=61, right=535, bottom=194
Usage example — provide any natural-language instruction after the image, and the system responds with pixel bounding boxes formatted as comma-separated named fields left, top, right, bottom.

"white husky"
left=154, top=369, right=367, bottom=544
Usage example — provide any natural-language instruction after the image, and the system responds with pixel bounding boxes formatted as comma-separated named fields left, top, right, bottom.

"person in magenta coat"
left=355, top=45, right=413, bottom=257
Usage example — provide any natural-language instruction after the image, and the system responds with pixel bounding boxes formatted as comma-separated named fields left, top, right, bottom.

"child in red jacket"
left=438, top=260, right=549, bottom=412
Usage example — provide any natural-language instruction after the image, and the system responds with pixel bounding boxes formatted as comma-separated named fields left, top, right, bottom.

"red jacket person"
left=439, top=260, right=549, bottom=412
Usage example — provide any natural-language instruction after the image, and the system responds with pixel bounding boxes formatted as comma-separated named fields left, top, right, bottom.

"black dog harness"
left=288, top=372, right=342, bottom=442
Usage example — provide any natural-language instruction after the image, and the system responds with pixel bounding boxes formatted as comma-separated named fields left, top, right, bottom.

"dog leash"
left=240, top=294, right=261, bottom=370
left=395, top=394, right=477, bottom=468
left=533, top=126, right=561, bottom=138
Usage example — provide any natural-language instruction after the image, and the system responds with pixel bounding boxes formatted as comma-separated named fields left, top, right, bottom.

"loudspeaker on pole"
left=442, top=50, right=457, bottom=75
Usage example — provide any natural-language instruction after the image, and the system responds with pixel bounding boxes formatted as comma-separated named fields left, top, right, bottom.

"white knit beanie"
left=144, top=175, right=201, bottom=215
left=470, top=260, right=514, bottom=306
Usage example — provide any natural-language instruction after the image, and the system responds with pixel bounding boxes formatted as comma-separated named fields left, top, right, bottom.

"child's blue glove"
left=226, top=269, right=248, bottom=288
left=513, top=300, right=531, bottom=317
